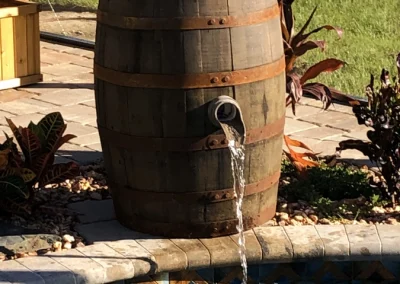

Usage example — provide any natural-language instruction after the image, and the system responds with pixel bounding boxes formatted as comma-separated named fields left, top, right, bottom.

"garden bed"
left=0, top=153, right=396, bottom=261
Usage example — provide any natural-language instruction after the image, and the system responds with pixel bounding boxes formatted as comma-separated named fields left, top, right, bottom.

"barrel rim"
left=96, top=4, right=279, bottom=31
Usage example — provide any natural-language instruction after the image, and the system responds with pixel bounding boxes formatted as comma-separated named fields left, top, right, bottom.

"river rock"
left=0, top=234, right=61, bottom=256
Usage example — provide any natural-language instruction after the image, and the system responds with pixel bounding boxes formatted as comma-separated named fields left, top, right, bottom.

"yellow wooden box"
left=0, top=0, right=42, bottom=90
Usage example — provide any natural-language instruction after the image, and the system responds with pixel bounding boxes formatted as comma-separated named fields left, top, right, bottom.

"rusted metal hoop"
left=98, top=115, right=285, bottom=152
left=97, top=4, right=280, bottom=31
left=94, top=56, right=285, bottom=89
left=111, top=171, right=280, bottom=204
left=116, top=203, right=277, bottom=238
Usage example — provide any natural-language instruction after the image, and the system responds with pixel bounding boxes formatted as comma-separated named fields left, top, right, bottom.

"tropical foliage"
left=278, top=0, right=357, bottom=174
left=337, top=59, right=400, bottom=204
left=278, top=0, right=354, bottom=114
left=0, top=112, right=79, bottom=214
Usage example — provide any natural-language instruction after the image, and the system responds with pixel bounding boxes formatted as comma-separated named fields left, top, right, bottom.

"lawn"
left=35, top=0, right=97, bottom=10
left=36, top=0, right=399, bottom=97
left=293, top=0, right=399, bottom=97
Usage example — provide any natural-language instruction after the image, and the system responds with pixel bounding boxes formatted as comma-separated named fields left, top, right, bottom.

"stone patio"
left=0, top=41, right=386, bottom=283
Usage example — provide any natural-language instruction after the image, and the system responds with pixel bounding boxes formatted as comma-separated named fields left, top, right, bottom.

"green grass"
left=293, top=0, right=400, bottom=97
left=35, top=0, right=97, bottom=10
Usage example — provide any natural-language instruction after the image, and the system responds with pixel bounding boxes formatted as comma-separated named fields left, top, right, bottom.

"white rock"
left=62, top=234, right=75, bottom=243
left=63, top=242, right=72, bottom=250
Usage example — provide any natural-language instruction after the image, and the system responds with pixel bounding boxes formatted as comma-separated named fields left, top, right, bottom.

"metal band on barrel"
left=116, top=202, right=277, bottom=238
left=96, top=4, right=279, bottom=31
left=98, top=115, right=285, bottom=152
left=110, top=170, right=280, bottom=204
left=94, top=56, right=285, bottom=89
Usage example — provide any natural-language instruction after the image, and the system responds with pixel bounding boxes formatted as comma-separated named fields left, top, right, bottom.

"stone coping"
left=0, top=223, right=399, bottom=283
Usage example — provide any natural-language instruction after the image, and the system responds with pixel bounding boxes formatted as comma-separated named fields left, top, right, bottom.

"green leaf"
left=0, top=175, right=30, bottom=202
left=39, top=162, right=79, bottom=187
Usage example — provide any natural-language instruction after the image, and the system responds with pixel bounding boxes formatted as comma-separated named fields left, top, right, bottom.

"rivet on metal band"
left=98, top=115, right=285, bottom=152
left=110, top=170, right=280, bottom=204
left=94, top=56, right=285, bottom=90
left=96, top=4, right=280, bottom=31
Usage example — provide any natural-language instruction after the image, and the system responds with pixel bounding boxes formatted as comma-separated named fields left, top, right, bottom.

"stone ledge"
left=0, top=223, right=398, bottom=283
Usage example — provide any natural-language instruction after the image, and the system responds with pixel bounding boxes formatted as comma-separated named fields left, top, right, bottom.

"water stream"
left=221, top=124, right=248, bottom=284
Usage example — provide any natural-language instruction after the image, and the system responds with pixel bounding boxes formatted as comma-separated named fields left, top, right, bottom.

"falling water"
left=222, top=124, right=248, bottom=284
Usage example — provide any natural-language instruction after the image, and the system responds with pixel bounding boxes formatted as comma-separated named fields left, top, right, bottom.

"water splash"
left=222, top=124, right=247, bottom=284
left=228, top=140, right=248, bottom=284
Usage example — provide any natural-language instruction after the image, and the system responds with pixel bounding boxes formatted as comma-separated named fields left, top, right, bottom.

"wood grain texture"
left=0, top=1, right=41, bottom=88
left=95, top=0, right=285, bottom=238
left=1, top=17, right=15, bottom=80
left=14, top=16, right=28, bottom=77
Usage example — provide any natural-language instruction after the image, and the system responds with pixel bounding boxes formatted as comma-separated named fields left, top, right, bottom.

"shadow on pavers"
left=56, top=150, right=103, bottom=166
left=23, top=82, right=94, bottom=90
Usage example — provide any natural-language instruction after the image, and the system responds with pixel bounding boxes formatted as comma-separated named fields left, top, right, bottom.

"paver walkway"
left=0, top=40, right=368, bottom=166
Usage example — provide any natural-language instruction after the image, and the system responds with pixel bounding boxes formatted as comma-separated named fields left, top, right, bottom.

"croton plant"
left=0, top=112, right=79, bottom=214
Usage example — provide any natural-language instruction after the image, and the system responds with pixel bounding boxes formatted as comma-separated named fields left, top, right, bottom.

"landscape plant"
left=337, top=57, right=400, bottom=204
left=278, top=0, right=355, bottom=174
left=0, top=112, right=80, bottom=214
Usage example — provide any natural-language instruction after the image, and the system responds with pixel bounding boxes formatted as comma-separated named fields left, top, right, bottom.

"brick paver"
left=0, top=40, right=371, bottom=166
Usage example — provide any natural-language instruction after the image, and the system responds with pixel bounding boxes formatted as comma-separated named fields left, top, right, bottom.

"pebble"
left=53, top=241, right=62, bottom=251
left=62, top=234, right=75, bottom=243
left=372, top=206, right=385, bottom=214
left=290, top=219, right=300, bottom=225
left=293, top=215, right=304, bottom=222
left=319, top=218, right=331, bottom=224
left=279, top=212, right=289, bottom=221
left=386, top=217, right=398, bottom=224
left=309, top=214, right=318, bottom=223
left=63, top=242, right=72, bottom=250
left=278, top=220, right=286, bottom=226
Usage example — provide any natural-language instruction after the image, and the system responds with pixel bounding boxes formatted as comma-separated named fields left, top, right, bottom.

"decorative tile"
left=259, top=263, right=301, bottom=283
left=305, top=260, right=351, bottom=283
left=353, top=261, right=397, bottom=282
left=214, top=266, right=259, bottom=284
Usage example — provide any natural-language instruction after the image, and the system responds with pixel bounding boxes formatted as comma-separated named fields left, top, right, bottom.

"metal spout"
left=208, top=96, right=246, bottom=145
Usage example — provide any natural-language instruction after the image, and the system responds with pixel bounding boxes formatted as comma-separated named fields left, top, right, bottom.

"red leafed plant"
left=278, top=0, right=354, bottom=114
left=283, top=135, right=319, bottom=177
left=278, top=0, right=356, bottom=172
left=337, top=59, right=400, bottom=204
left=0, top=112, right=80, bottom=214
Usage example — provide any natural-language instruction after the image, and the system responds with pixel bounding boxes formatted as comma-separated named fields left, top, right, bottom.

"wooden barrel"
left=94, top=0, right=285, bottom=238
